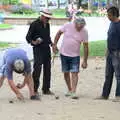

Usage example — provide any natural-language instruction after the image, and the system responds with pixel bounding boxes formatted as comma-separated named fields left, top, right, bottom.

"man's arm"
left=52, top=30, right=63, bottom=54
left=26, top=23, right=34, bottom=44
left=83, top=42, right=88, bottom=62
left=8, top=80, right=24, bottom=100
left=16, top=75, right=27, bottom=89
left=24, top=73, right=35, bottom=97
left=81, top=42, right=89, bottom=69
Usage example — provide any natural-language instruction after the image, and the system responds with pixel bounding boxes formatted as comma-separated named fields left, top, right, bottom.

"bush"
left=10, top=4, right=35, bottom=14
left=10, top=0, right=19, bottom=5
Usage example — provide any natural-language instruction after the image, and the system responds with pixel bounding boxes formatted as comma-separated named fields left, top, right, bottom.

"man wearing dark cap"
left=26, top=9, right=54, bottom=95
left=0, top=48, right=39, bottom=100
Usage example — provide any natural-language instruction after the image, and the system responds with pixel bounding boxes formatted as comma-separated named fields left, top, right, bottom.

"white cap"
left=40, top=9, right=53, bottom=18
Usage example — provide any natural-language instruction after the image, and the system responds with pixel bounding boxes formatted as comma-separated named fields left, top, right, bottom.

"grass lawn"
left=80, top=40, right=107, bottom=57
left=0, top=42, right=16, bottom=49
left=0, top=24, right=13, bottom=29
left=0, top=40, right=106, bottom=57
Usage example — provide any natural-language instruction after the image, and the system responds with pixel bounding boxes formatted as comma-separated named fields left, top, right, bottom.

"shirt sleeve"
left=81, top=28, right=88, bottom=42
left=59, top=23, right=69, bottom=33
left=26, top=22, right=35, bottom=43
left=24, top=60, right=31, bottom=75
left=6, top=63, right=13, bottom=80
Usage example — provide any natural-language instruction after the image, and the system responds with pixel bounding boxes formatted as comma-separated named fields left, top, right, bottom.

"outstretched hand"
left=16, top=83, right=24, bottom=89
left=16, top=93, right=24, bottom=101
left=81, top=61, right=88, bottom=69
left=52, top=44, right=58, bottom=54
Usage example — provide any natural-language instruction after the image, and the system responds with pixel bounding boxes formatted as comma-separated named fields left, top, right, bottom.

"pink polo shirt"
left=59, top=22, right=88, bottom=57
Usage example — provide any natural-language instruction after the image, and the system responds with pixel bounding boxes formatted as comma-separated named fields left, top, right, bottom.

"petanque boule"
left=9, top=100, right=14, bottom=103
left=55, top=95, right=59, bottom=100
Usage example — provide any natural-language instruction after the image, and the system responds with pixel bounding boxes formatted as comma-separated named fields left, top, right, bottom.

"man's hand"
left=16, top=93, right=24, bottom=101
left=81, top=61, right=88, bottom=69
left=31, top=40, right=41, bottom=45
left=52, top=44, right=58, bottom=54
left=16, top=83, right=24, bottom=89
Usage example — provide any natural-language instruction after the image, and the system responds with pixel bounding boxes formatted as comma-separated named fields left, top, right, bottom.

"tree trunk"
left=76, top=0, right=82, bottom=9
left=88, top=0, right=92, bottom=10
left=57, top=0, right=60, bottom=8
left=68, top=0, right=71, bottom=4
left=118, top=0, right=120, bottom=12
left=45, top=0, right=48, bottom=8
left=112, top=0, right=118, bottom=7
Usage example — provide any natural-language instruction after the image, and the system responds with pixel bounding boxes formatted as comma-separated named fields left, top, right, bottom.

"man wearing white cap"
left=0, top=48, right=39, bottom=100
left=26, top=9, right=54, bottom=95
left=53, top=17, right=89, bottom=99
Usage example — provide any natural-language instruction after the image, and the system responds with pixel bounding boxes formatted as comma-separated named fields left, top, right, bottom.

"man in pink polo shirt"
left=53, top=17, right=89, bottom=99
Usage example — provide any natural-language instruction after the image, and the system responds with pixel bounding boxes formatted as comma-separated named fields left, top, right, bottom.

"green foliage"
left=0, top=42, right=9, bottom=47
left=0, top=24, right=13, bottom=29
left=0, top=42, right=16, bottom=48
left=10, top=0, right=19, bottom=5
left=0, top=0, right=19, bottom=5
left=0, top=0, right=9, bottom=5
left=80, top=40, right=107, bottom=57
left=51, top=9, right=66, bottom=18
left=11, top=4, right=36, bottom=14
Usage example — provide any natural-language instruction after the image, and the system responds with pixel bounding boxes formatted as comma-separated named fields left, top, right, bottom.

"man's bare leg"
left=71, top=72, right=79, bottom=93
left=0, top=76, right=5, bottom=88
left=64, top=72, right=72, bottom=91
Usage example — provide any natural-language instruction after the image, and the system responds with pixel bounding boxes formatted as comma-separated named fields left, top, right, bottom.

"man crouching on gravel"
left=0, top=48, right=40, bottom=101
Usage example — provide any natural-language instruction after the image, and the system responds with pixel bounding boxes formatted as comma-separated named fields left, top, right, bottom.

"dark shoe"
left=95, top=96, right=108, bottom=100
left=30, top=95, right=40, bottom=100
left=112, top=96, right=120, bottom=102
left=42, top=90, right=54, bottom=95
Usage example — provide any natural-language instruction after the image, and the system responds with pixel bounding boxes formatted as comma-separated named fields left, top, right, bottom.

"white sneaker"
left=113, top=96, right=120, bottom=102
left=71, top=93, right=79, bottom=99
left=65, top=91, right=72, bottom=97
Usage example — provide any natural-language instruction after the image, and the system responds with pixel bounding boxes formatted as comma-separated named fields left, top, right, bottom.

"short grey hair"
left=74, top=17, right=86, bottom=25
left=13, top=59, right=25, bottom=74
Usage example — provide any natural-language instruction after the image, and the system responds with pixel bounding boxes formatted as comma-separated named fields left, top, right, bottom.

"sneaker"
left=42, top=90, right=54, bottom=95
left=30, top=95, right=40, bottom=100
left=112, top=96, right=120, bottom=102
left=71, top=93, right=79, bottom=99
left=95, top=96, right=108, bottom=100
left=65, top=91, right=72, bottom=97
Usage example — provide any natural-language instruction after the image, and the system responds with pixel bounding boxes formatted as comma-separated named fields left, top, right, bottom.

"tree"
left=0, top=0, right=19, bottom=5
left=117, top=0, right=120, bottom=11
left=57, top=0, right=60, bottom=8
left=88, top=0, right=93, bottom=10
left=76, top=0, right=82, bottom=9
left=112, top=0, right=118, bottom=7
left=106, top=0, right=111, bottom=8
left=0, top=0, right=9, bottom=5
left=45, top=0, right=48, bottom=8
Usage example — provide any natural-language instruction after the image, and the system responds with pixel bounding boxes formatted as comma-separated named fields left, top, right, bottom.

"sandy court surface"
left=0, top=57, right=120, bottom=120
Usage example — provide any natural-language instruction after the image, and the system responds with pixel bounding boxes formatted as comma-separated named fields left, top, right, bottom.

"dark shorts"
left=0, top=55, right=6, bottom=77
left=60, top=54, right=80, bottom=72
